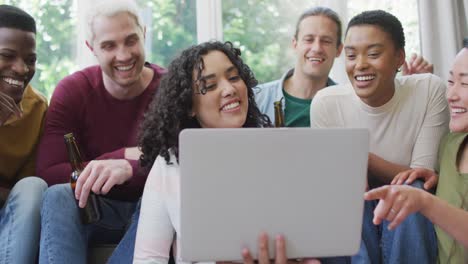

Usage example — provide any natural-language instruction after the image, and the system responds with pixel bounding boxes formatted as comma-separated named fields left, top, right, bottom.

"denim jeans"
left=352, top=180, right=438, bottom=264
left=0, top=177, right=47, bottom=264
left=39, top=183, right=137, bottom=264
left=320, top=256, right=351, bottom=264
left=107, top=199, right=141, bottom=264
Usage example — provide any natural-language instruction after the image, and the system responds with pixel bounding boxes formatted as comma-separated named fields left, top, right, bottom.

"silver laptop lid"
left=179, top=128, right=368, bottom=262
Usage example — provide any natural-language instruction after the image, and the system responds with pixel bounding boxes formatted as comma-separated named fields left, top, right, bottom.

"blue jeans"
left=107, top=199, right=141, bottom=264
left=352, top=180, right=438, bottom=264
left=320, top=257, right=351, bottom=264
left=0, top=177, right=47, bottom=264
left=39, top=183, right=138, bottom=264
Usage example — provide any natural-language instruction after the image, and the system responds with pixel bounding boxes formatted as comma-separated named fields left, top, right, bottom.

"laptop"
left=179, top=128, right=368, bottom=262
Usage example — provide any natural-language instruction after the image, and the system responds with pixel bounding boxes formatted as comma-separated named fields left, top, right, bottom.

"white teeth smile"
left=2, top=78, right=24, bottom=87
left=452, top=108, right=467, bottom=114
left=115, top=64, right=134, bottom=71
left=356, top=75, right=375, bottom=81
left=308, top=57, right=324, bottom=62
left=221, top=101, right=240, bottom=111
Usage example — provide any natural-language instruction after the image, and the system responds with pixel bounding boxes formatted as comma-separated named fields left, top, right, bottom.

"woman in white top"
left=133, top=41, right=320, bottom=264
left=364, top=39, right=468, bottom=264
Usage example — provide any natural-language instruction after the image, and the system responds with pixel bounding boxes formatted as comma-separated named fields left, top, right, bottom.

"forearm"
left=422, top=193, right=468, bottom=248
left=95, top=147, right=141, bottom=161
left=134, top=161, right=173, bottom=262
left=39, top=163, right=75, bottom=185
left=124, top=147, right=142, bottom=160
left=95, top=148, right=125, bottom=160
left=105, top=159, right=147, bottom=201
left=368, top=153, right=410, bottom=184
left=36, top=133, right=76, bottom=185
left=37, top=136, right=90, bottom=185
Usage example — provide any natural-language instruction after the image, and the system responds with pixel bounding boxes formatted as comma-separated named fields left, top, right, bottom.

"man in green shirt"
left=255, top=6, right=433, bottom=127
left=255, top=7, right=342, bottom=127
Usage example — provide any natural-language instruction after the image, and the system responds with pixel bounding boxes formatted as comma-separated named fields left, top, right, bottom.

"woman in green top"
left=364, top=39, right=468, bottom=264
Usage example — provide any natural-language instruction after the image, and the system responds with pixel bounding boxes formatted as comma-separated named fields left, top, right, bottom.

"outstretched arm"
left=391, top=168, right=438, bottom=190
left=367, top=153, right=410, bottom=184
left=365, top=185, right=468, bottom=248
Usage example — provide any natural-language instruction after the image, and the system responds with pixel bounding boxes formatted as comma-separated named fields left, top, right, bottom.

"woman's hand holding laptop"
left=235, top=233, right=321, bottom=264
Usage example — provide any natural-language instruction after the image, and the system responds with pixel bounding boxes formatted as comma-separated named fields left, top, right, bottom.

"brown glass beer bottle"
left=64, top=133, right=101, bottom=224
left=274, top=100, right=285, bottom=127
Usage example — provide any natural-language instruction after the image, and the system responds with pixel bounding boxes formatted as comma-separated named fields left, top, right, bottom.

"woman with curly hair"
left=133, top=41, right=322, bottom=264
left=138, top=41, right=270, bottom=169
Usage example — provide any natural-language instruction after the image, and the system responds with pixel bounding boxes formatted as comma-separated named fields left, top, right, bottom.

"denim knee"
left=9, top=177, right=47, bottom=213
left=42, top=184, right=76, bottom=215
left=43, top=183, right=73, bottom=200
left=0, top=177, right=47, bottom=264
left=380, top=179, right=438, bottom=263
left=40, top=183, right=88, bottom=264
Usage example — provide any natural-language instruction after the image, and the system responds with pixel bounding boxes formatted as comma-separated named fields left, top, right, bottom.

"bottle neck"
left=64, top=136, right=85, bottom=175
left=274, top=102, right=284, bottom=127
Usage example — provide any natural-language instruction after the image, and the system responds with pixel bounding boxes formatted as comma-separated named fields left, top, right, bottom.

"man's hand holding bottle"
left=74, top=159, right=133, bottom=208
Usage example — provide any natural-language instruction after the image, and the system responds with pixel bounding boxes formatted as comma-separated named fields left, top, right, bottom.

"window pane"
left=347, top=0, right=420, bottom=57
left=137, top=0, right=197, bottom=68
left=0, top=0, right=197, bottom=98
left=222, top=0, right=420, bottom=84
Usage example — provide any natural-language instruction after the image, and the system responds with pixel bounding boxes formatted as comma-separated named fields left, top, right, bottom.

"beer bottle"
left=274, top=100, right=285, bottom=127
left=64, top=133, right=101, bottom=224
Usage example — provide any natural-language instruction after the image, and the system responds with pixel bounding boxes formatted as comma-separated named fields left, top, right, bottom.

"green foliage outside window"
left=0, top=0, right=419, bottom=97
left=0, top=0, right=198, bottom=99
left=222, top=1, right=314, bottom=84
left=137, top=0, right=197, bottom=67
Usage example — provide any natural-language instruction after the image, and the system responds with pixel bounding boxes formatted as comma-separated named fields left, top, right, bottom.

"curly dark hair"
left=346, top=10, right=405, bottom=51
left=139, top=41, right=272, bottom=167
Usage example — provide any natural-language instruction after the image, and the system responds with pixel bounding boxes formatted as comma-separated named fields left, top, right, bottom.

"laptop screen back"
left=179, top=128, right=368, bottom=262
